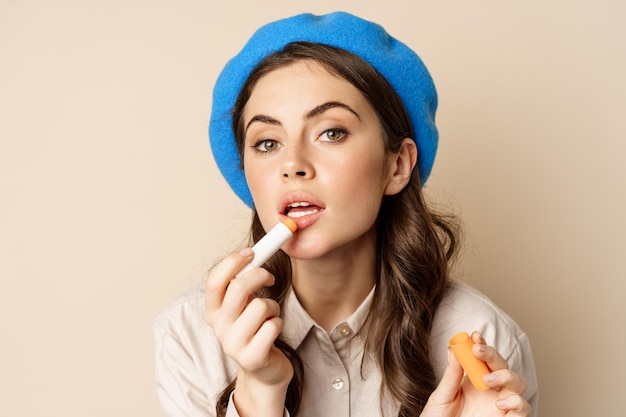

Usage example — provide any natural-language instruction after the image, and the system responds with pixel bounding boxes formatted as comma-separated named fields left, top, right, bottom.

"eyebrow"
left=244, top=101, right=361, bottom=134
left=305, top=101, right=361, bottom=121
left=244, top=115, right=280, bottom=134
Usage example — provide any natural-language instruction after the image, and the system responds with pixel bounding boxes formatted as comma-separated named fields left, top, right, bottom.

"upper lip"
left=279, top=191, right=325, bottom=215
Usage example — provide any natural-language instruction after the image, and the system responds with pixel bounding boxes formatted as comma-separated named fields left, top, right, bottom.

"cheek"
left=244, top=163, right=272, bottom=209
left=330, top=152, right=389, bottom=204
left=244, top=161, right=285, bottom=233
left=244, top=155, right=273, bottom=190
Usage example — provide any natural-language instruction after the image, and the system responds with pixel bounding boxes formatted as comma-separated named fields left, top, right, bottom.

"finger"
left=221, top=298, right=281, bottom=361
left=471, top=330, right=487, bottom=345
left=496, top=393, right=532, bottom=416
left=231, top=297, right=281, bottom=344
left=220, top=268, right=276, bottom=323
left=229, top=317, right=283, bottom=371
left=244, top=317, right=285, bottom=367
left=483, top=369, right=528, bottom=395
left=205, top=248, right=254, bottom=318
left=427, top=347, right=465, bottom=404
left=471, top=332, right=509, bottom=371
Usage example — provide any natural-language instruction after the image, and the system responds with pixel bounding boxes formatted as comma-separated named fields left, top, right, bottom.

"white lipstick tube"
left=237, top=218, right=297, bottom=277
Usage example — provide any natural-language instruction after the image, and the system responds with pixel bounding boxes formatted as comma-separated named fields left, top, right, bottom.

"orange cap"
left=282, top=217, right=298, bottom=233
left=449, top=332, right=490, bottom=391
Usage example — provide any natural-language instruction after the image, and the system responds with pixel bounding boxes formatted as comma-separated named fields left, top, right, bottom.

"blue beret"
left=209, top=11, right=438, bottom=208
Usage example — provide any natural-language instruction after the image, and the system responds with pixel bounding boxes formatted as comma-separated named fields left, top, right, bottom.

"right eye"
left=253, top=139, right=280, bottom=153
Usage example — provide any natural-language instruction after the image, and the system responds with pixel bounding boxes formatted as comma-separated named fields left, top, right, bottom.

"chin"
left=282, top=237, right=333, bottom=261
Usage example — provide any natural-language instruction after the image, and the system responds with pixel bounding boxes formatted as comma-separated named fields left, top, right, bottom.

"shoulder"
left=429, top=280, right=539, bottom=412
left=430, top=280, right=537, bottom=393
left=432, top=279, right=523, bottom=341
left=152, top=280, right=221, bottom=368
left=153, top=280, right=207, bottom=335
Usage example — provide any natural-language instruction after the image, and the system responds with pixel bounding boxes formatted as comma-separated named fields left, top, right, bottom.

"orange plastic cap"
left=449, top=331, right=490, bottom=391
left=282, top=217, right=298, bottom=233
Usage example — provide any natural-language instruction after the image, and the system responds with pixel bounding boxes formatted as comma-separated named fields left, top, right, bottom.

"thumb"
left=429, top=348, right=465, bottom=404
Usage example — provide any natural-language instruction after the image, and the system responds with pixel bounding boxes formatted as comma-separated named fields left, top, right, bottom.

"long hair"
left=217, top=42, right=460, bottom=416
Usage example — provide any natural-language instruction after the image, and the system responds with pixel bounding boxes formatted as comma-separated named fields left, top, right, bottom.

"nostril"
left=282, top=170, right=309, bottom=178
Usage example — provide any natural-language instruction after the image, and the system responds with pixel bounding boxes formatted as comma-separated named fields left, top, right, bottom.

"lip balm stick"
left=237, top=218, right=298, bottom=277
left=449, top=331, right=490, bottom=391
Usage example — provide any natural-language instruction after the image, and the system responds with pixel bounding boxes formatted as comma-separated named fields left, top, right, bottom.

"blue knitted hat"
left=209, top=11, right=438, bottom=208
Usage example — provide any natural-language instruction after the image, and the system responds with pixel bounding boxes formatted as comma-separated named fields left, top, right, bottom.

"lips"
left=279, top=192, right=325, bottom=228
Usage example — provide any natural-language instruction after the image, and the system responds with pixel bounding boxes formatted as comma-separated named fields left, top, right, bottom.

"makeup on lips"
left=281, top=192, right=325, bottom=230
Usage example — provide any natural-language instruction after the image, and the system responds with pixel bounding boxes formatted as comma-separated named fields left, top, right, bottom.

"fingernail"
left=239, top=248, right=253, bottom=257
left=483, top=373, right=498, bottom=384
left=478, top=334, right=486, bottom=344
left=496, top=398, right=508, bottom=408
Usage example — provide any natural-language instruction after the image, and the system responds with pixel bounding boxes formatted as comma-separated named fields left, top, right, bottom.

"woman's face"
left=242, top=60, right=399, bottom=260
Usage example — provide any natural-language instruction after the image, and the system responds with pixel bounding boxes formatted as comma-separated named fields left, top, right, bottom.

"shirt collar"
left=281, top=285, right=376, bottom=349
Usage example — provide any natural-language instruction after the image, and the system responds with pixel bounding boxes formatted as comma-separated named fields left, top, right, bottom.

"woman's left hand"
left=421, top=331, right=531, bottom=417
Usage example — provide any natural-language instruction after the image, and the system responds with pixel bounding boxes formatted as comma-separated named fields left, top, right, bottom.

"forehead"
left=243, top=60, right=369, bottom=114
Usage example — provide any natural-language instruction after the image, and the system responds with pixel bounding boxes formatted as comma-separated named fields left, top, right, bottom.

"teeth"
left=287, top=208, right=319, bottom=218
left=288, top=202, right=311, bottom=208
left=285, top=201, right=321, bottom=218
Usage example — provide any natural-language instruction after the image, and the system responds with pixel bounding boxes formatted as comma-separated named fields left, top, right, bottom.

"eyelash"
left=249, top=127, right=349, bottom=153
left=251, top=139, right=279, bottom=153
left=320, top=128, right=348, bottom=143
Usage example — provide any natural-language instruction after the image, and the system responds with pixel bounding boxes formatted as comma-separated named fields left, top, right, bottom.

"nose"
left=280, top=143, right=314, bottom=181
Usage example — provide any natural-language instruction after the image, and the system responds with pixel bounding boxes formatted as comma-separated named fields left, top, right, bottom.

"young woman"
left=153, top=12, right=538, bottom=417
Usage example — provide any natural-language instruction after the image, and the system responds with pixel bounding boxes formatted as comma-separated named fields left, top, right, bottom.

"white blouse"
left=152, top=280, right=538, bottom=417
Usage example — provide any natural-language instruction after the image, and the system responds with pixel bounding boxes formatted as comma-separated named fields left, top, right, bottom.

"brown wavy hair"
left=216, top=42, right=460, bottom=417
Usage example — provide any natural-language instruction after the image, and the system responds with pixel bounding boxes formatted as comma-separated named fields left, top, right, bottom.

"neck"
left=290, top=232, right=378, bottom=332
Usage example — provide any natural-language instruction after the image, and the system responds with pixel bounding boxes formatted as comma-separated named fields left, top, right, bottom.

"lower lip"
left=285, top=209, right=323, bottom=230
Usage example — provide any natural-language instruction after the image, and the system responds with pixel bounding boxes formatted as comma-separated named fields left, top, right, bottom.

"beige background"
left=1, top=1, right=624, bottom=416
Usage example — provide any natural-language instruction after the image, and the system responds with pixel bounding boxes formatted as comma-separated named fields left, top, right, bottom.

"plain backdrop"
left=1, top=1, right=625, bottom=416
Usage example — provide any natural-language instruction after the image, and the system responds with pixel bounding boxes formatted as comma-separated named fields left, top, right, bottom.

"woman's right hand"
left=204, top=248, right=292, bottom=417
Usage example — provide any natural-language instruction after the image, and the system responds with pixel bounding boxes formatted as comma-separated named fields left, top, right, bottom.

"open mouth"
left=284, top=201, right=322, bottom=219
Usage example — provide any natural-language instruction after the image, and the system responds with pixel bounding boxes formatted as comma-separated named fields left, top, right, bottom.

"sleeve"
left=153, top=326, right=290, bottom=417
left=152, top=309, right=243, bottom=417
left=224, top=392, right=291, bottom=417
left=151, top=293, right=290, bottom=417
left=153, top=323, right=220, bottom=417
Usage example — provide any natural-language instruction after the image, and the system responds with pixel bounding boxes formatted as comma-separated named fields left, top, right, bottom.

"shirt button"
left=332, top=377, right=344, bottom=390
left=338, top=324, right=351, bottom=337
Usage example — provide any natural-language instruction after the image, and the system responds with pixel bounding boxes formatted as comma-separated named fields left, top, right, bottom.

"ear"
left=384, top=138, right=418, bottom=196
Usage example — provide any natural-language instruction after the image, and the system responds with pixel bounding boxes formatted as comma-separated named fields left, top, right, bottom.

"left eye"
left=320, top=128, right=346, bottom=142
